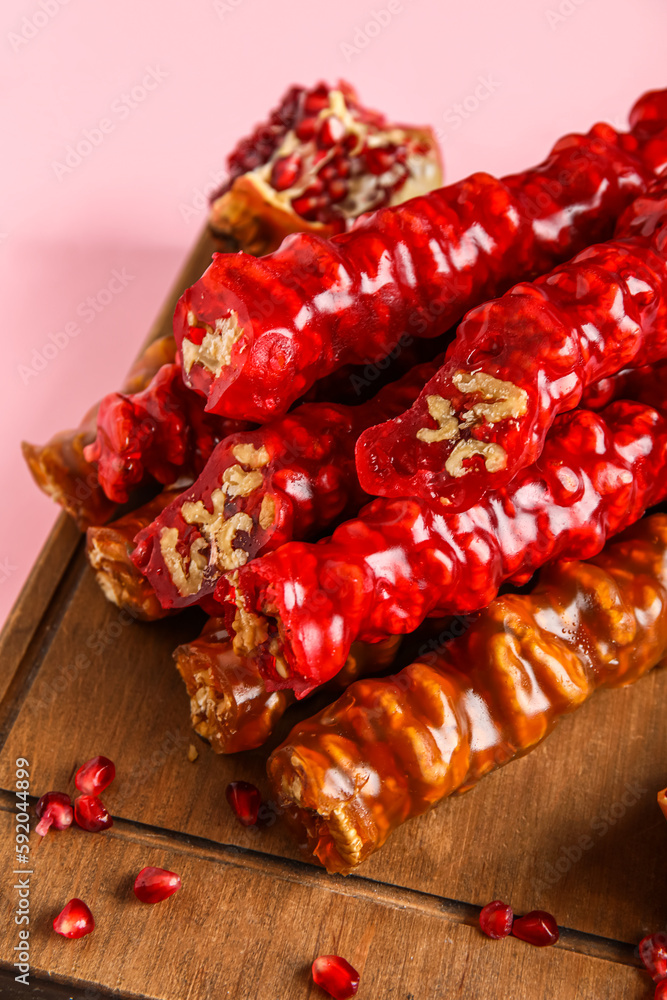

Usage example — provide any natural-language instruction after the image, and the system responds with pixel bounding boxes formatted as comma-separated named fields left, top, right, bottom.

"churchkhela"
left=175, top=619, right=401, bottom=754
left=268, top=514, right=667, bottom=873
left=175, top=90, right=667, bottom=422
left=131, top=359, right=440, bottom=611
left=86, top=487, right=187, bottom=621
left=357, top=169, right=667, bottom=510
left=84, top=362, right=251, bottom=504
left=21, top=334, right=176, bottom=528
left=224, top=375, right=667, bottom=696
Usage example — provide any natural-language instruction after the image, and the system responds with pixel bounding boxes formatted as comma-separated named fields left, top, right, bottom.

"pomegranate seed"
left=318, top=116, right=346, bottom=149
left=333, top=156, right=351, bottom=178
left=270, top=154, right=302, bottom=192
left=312, top=955, right=360, bottom=999
left=74, top=755, right=115, bottom=796
left=133, top=866, right=182, bottom=904
left=655, top=981, right=667, bottom=999
left=640, top=934, right=667, bottom=982
left=291, top=195, right=320, bottom=221
left=74, top=795, right=113, bottom=833
left=304, top=85, right=330, bottom=114
left=225, top=781, right=261, bottom=827
left=479, top=900, right=514, bottom=939
left=35, top=792, right=73, bottom=837
left=364, top=146, right=396, bottom=175
left=296, top=116, right=317, bottom=142
left=53, top=898, right=94, bottom=939
left=512, top=910, right=559, bottom=947
left=327, top=179, right=348, bottom=204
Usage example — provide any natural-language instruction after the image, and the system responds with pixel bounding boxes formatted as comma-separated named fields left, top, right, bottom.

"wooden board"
left=0, top=227, right=663, bottom=1000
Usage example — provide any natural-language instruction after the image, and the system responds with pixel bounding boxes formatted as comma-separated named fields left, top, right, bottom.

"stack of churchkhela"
left=23, top=84, right=667, bottom=872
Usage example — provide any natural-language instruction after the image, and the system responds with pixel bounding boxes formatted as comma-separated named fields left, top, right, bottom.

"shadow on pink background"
left=2, top=0, right=667, bottom=626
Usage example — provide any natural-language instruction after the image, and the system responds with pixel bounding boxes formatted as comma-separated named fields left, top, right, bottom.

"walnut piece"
left=182, top=311, right=244, bottom=376
left=159, top=529, right=208, bottom=596
left=259, top=494, right=276, bottom=530
left=231, top=442, right=271, bottom=468
left=416, top=396, right=460, bottom=443
left=445, top=439, right=507, bottom=478
left=452, top=370, right=528, bottom=424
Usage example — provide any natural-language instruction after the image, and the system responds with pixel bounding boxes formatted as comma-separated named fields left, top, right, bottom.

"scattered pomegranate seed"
left=74, top=795, right=113, bottom=833
left=479, top=900, right=514, bottom=939
left=35, top=792, right=73, bottom=837
left=225, top=781, right=261, bottom=827
left=53, top=898, right=95, bottom=939
left=133, top=866, right=182, bottom=904
left=270, top=153, right=302, bottom=192
left=640, top=933, right=667, bottom=982
left=312, top=955, right=360, bottom=999
left=512, top=910, right=559, bottom=947
left=74, top=755, right=115, bottom=796
left=655, top=980, right=667, bottom=999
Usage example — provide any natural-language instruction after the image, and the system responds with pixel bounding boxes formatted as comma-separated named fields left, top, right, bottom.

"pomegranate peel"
left=209, top=80, right=442, bottom=255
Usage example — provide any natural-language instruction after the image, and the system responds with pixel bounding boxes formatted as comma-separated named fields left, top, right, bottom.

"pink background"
left=2, top=0, right=667, bottom=627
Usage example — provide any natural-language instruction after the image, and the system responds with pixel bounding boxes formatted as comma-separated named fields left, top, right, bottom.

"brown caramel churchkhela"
left=175, top=623, right=401, bottom=755
left=268, top=514, right=667, bottom=874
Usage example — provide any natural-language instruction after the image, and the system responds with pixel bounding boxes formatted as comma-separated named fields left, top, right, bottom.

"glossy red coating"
left=228, top=381, right=667, bottom=695
left=131, top=358, right=440, bottom=610
left=84, top=362, right=250, bottom=503
left=74, top=755, right=115, bottom=797
left=640, top=934, right=667, bottom=982
left=53, top=899, right=95, bottom=939
left=511, top=911, right=559, bottom=947
left=175, top=90, right=667, bottom=421
left=311, top=955, right=360, bottom=999
left=133, top=866, right=182, bottom=904
left=358, top=167, right=667, bottom=510
left=74, top=795, right=113, bottom=832
left=225, top=781, right=261, bottom=827
left=35, top=792, right=73, bottom=837
left=479, top=901, right=514, bottom=939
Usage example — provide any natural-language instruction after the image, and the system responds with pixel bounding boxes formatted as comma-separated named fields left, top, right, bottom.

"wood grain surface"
left=0, top=227, right=663, bottom=1000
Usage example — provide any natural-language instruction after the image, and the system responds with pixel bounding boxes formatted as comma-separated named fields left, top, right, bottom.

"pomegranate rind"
left=210, top=173, right=334, bottom=256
